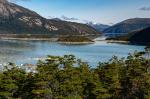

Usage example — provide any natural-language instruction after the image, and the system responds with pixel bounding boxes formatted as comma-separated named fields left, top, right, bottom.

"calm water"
left=0, top=40, right=145, bottom=67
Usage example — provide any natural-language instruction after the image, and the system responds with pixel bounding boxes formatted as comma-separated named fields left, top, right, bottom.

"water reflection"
left=0, top=40, right=145, bottom=67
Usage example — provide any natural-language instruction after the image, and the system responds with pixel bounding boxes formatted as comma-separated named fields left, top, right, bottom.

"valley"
left=0, top=0, right=150, bottom=98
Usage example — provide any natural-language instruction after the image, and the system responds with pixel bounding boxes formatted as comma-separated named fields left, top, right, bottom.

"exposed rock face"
left=0, top=0, right=7, bottom=4
left=0, top=0, right=100, bottom=36
left=0, top=0, right=38, bottom=18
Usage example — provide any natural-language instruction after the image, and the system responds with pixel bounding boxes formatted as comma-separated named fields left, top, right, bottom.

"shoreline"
left=0, top=37, right=95, bottom=44
left=106, top=40, right=129, bottom=44
left=0, top=37, right=58, bottom=41
left=0, top=37, right=129, bottom=43
left=0, top=37, right=131, bottom=45
left=58, top=41, right=95, bottom=45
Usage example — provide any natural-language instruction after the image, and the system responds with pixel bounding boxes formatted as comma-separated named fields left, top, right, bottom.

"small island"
left=57, top=36, right=94, bottom=44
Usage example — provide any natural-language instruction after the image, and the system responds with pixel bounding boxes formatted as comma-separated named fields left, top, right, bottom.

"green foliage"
left=57, top=36, right=94, bottom=42
left=0, top=53, right=150, bottom=98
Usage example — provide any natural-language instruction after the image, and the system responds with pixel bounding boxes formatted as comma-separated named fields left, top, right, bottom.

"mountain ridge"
left=0, top=0, right=100, bottom=37
left=103, top=18, right=150, bottom=36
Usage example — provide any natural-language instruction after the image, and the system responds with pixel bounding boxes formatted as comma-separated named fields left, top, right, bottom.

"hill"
left=107, top=26, right=150, bottom=45
left=129, top=27, right=150, bottom=45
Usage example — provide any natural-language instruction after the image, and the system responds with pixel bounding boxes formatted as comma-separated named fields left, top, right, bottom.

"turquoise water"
left=0, top=40, right=145, bottom=67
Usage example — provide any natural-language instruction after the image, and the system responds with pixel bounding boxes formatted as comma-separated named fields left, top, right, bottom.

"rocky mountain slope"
left=0, top=0, right=100, bottom=37
left=103, top=18, right=150, bottom=35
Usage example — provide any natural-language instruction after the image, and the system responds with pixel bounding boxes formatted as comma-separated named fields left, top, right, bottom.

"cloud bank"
left=139, top=7, right=150, bottom=11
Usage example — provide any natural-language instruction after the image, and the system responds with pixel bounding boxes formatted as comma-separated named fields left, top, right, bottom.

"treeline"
left=57, top=36, right=93, bottom=42
left=0, top=53, right=150, bottom=99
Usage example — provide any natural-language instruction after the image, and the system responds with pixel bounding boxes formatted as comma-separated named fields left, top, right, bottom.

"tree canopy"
left=0, top=53, right=150, bottom=99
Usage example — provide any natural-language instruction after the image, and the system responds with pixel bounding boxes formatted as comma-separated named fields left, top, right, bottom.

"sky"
left=13, top=0, right=150, bottom=25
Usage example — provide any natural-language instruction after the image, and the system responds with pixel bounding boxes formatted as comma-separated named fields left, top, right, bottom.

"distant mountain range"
left=86, top=22, right=110, bottom=32
left=103, top=18, right=150, bottom=36
left=51, top=17, right=110, bottom=32
left=0, top=0, right=100, bottom=37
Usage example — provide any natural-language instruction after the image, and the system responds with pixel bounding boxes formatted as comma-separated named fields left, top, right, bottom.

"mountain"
left=87, top=22, right=110, bottom=32
left=108, top=26, right=150, bottom=45
left=0, top=0, right=100, bottom=37
left=129, top=27, right=150, bottom=45
left=103, top=18, right=150, bottom=36
left=51, top=18, right=62, bottom=21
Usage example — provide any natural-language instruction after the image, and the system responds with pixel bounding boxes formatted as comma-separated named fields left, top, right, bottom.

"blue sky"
left=14, top=0, right=150, bottom=25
